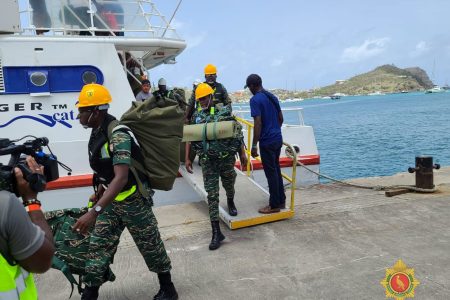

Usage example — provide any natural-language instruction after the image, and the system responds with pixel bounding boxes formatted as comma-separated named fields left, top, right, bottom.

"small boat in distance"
left=283, top=98, right=304, bottom=102
left=425, top=85, right=446, bottom=93
left=330, top=95, right=340, bottom=100
left=368, top=91, right=385, bottom=96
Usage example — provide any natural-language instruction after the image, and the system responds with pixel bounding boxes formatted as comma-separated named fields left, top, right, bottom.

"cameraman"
left=0, top=156, right=55, bottom=299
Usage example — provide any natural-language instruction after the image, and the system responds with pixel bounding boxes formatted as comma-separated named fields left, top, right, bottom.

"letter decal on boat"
left=0, top=114, right=72, bottom=128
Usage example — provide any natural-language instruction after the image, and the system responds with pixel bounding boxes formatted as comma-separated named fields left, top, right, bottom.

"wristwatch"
left=93, top=205, right=103, bottom=215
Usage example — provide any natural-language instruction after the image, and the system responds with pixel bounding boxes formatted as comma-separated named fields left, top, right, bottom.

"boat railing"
left=234, top=107, right=305, bottom=126
left=18, top=0, right=182, bottom=39
left=235, top=116, right=298, bottom=214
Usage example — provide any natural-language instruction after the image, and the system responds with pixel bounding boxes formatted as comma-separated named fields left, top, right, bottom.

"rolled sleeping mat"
left=183, top=120, right=239, bottom=142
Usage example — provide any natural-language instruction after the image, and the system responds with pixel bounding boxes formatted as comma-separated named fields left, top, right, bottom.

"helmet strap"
left=201, top=95, right=212, bottom=112
left=82, top=111, right=94, bottom=129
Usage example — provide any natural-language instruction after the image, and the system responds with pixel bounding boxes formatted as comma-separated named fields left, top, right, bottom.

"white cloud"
left=170, top=19, right=184, bottom=30
left=186, top=32, right=207, bottom=49
left=410, top=41, right=430, bottom=57
left=271, top=58, right=284, bottom=67
left=340, top=38, right=390, bottom=63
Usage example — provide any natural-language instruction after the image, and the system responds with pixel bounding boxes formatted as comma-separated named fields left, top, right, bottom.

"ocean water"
left=234, top=92, right=450, bottom=180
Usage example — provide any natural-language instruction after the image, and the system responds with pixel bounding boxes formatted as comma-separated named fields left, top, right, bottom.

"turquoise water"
left=234, top=92, right=450, bottom=180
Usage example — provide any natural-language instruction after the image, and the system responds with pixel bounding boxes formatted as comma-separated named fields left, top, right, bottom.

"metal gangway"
left=179, top=118, right=298, bottom=230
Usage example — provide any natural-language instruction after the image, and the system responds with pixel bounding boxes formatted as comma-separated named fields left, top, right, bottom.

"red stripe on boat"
left=46, top=155, right=319, bottom=190
left=235, top=154, right=320, bottom=169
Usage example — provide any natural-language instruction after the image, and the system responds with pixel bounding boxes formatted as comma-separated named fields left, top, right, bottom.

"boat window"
left=30, top=71, right=48, bottom=87
left=1, top=66, right=103, bottom=95
left=82, top=71, right=97, bottom=84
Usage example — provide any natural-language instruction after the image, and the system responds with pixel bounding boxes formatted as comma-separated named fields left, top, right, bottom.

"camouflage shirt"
left=110, top=130, right=132, bottom=165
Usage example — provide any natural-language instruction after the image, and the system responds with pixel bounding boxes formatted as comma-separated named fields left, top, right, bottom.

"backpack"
left=189, top=106, right=244, bottom=158
left=45, top=208, right=116, bottom=297
left=108, top=92, right=185, bottom=192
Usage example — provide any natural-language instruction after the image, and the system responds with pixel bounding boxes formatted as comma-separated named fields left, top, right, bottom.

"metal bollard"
left=408, top=156, right=440, bottom=189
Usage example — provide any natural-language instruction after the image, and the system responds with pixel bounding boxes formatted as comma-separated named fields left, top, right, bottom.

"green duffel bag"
left=116, top=94, right=185, bottom=191
left=45, top=208, right=116, bottom=296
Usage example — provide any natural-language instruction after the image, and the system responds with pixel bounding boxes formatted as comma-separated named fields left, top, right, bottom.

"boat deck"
left=36, top=167, right=450, bottom=299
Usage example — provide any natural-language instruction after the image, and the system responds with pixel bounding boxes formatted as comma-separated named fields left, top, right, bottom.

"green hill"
left=313, top=65, right=433, bottom=96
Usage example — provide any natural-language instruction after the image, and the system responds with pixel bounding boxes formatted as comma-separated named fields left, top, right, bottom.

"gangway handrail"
left=234, top=107, right=305, bottom=126
left=235, top=116, right=297, bottom=213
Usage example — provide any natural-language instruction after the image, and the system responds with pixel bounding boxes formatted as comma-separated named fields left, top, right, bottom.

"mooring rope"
left=295, top=161, right=437, bottom=193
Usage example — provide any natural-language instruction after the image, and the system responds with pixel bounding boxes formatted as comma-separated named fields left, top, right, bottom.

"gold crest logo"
left=86, top=89, right=94, bottom=98
left=380, top=259, right=419, bottom=300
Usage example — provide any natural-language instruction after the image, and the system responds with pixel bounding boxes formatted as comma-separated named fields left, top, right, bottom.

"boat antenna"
left=162, top=0, right=183, bottom=38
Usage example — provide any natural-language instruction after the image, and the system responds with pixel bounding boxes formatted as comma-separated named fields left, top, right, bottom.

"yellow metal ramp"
left=179, top=160, right=294, bottom=229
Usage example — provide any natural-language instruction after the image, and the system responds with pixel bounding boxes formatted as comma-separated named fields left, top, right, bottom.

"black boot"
left=227, top=197, right=238, bottom=216
left=154, top=272, right=178, bottom=300
left=81, top=286, right=99, bottom=300
left=209, top=221, right=225, bottom=250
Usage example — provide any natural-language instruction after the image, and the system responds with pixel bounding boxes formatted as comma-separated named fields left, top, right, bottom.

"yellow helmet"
left=204, top=64, right=217, bottom=75
left=195, top=83, right=214, bottom=100
left=76, top=84, right=112, bottom=108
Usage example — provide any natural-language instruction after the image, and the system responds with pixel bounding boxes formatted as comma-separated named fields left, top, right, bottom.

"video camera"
left=0, top=136, right=61, bottom=196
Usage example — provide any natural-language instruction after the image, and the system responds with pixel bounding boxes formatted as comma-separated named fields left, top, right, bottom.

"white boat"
left=425, top=85, right=445, bottom=93
left=0, top=0, right=187, bottom=207
left=0, top=0, right=319, bottom=212
left=367, top=91, right=385, bottom=96
left=283, top=98, right=304, bottom=102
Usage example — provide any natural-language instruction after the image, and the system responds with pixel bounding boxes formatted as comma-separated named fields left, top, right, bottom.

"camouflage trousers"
left=200, top=154, right=237, bottom=221
left=82, top=192, right=171, bottom=287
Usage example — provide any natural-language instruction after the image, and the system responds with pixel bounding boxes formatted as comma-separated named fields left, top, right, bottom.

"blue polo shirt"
left=250, top=90, right=282, bottom=146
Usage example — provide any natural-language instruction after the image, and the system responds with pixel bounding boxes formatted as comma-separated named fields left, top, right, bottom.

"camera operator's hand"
left=14, top=156, right=44, bottom=202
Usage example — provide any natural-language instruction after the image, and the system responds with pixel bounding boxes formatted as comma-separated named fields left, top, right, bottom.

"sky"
left=151, top=0, right=450, bottom=91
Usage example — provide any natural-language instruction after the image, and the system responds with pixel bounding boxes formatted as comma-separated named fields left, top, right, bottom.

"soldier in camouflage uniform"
left=73, top=84, right=178, bottom=300
left=185, top=83, right=247, bottom=250
left=185, top=63, right=231, bottom=123
left=185, top=64, right=232, bottom=168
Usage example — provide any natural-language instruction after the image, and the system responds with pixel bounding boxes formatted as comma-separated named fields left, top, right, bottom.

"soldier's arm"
left=185, top=92, right=196, bottom=122
left=95, top=164, right=129, bottom=209
left=72, top=131, right=133, bottom=234
left=185, top=142, right=194, bottom=174
left=222, top=85, right=231, bottom=106
left=94, top=131, right=132, bottom=209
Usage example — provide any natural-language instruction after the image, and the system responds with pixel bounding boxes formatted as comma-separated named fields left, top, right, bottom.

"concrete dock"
left=36, top=167, right=450, bottom=299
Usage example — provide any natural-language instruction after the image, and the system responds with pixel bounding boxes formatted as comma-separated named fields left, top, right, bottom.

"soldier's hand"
left=240, top=155, right=248, bottom=170
left=185, top=159, right=193, bottom=173
left=73, top=211, right=97, bottom=234
left=251, top=148, right=259, bottom=158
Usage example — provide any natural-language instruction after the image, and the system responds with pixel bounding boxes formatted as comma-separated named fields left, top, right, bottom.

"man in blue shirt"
left=246, top=74, right=286, bottom=213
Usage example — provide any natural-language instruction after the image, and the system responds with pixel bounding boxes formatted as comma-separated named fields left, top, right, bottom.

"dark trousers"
left=260, top=140, right=286, bottom=208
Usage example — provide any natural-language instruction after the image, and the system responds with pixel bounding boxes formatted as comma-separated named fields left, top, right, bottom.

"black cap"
left=141, top=79, right=150, bottom=85
left=244, top=74, right=262, bottom=89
